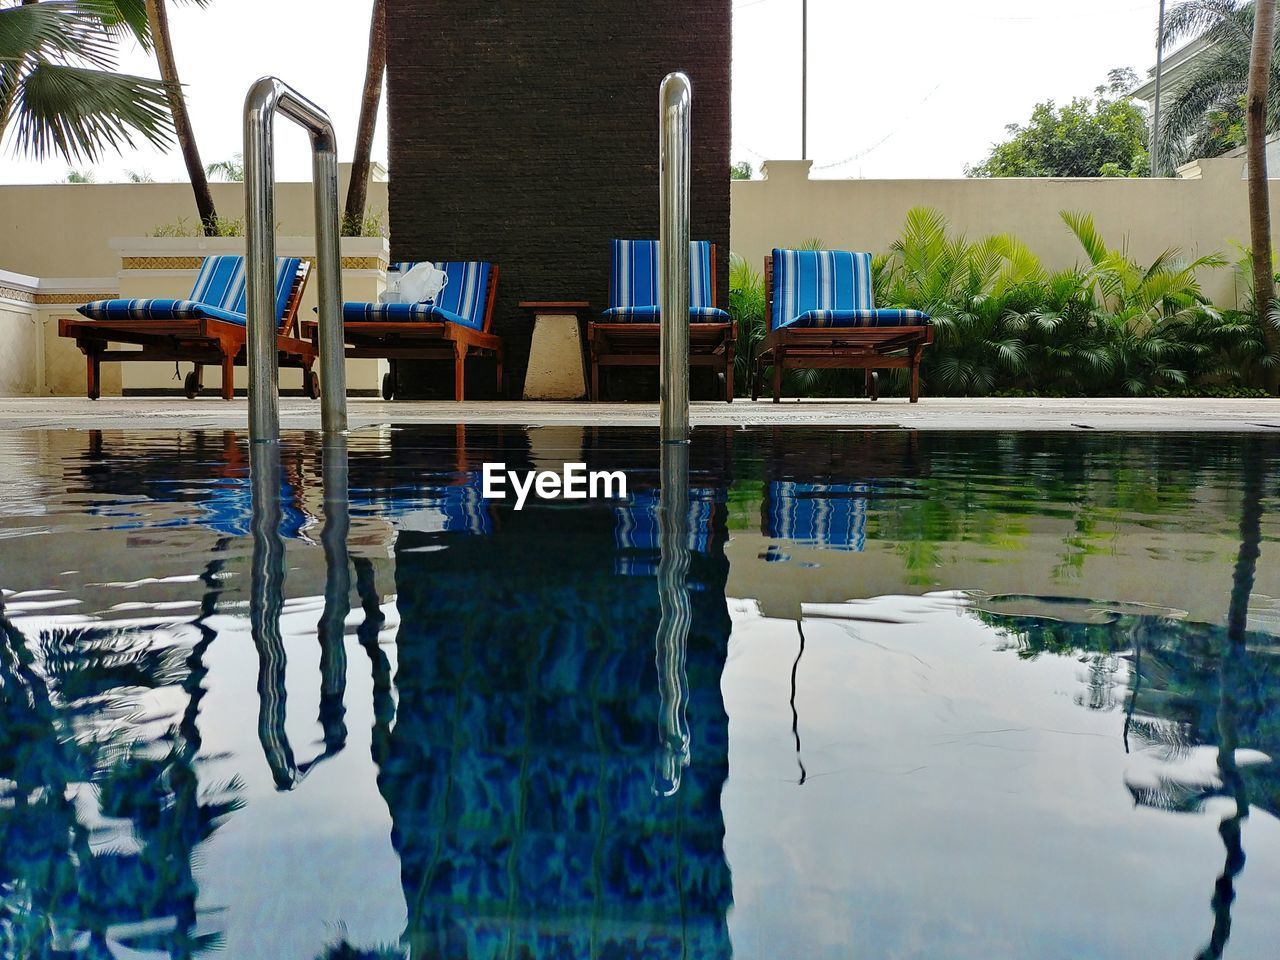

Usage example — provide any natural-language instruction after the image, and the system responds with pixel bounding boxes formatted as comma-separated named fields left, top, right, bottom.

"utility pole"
left=802, top=0, right=808, bottom=159
left=1152, top=0, right=1167, bottom=175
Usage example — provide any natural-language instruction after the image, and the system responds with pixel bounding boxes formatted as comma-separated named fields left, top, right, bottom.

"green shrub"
left=727, top=206, right=1279, bottom=398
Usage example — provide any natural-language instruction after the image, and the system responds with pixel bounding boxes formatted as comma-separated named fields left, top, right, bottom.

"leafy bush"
left=150, top=215, right=245, bottom=238
left=728, top=206, right=1279, bottom=398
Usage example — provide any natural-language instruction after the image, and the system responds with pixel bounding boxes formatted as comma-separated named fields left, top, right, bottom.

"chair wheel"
left=304, top=370, right=320, bottom=400
left=183, top=370, right=200, bottom=400
left=381, top=371, right=395, bottom=401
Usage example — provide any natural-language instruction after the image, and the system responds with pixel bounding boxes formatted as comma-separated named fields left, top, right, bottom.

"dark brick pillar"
left=386, top=0, right=731, bottom=399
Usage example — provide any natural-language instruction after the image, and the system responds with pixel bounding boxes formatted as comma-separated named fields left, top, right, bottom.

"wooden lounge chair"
left=59, top=255, right=315, bottom=401
left=302, top=261, right=501, bottom=401
left=588, top=240, right=735, bottom=402
left=753, top=249, right=933, bottom=403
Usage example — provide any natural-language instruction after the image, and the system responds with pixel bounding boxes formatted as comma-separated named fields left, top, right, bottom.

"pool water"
left=1, top=427, right=1277, bottom=959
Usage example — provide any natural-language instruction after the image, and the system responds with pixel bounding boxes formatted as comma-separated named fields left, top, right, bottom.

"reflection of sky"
left=721, top=593, right=1280, bottom=960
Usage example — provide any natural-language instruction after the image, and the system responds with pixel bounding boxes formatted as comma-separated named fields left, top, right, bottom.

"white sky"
left=0, top=0, right=1164, bottom=184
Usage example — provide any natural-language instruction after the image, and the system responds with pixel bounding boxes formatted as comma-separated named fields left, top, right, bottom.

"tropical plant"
left=125, top=167, right=153, bottom=182
left=967, top=70, right=1150, bottom=178
left=205, top=150, right=243, bottom=181
left=0, top=0, right=172, bottom=163
left=727, top=208, right=1277, bottom=398
left=65, top=167, right=94, bottom=182
left=151, top=213, right=244, bottom=236
left=1156, top=0, right=1280, bottom=173
left=344, top=0, right=386, bottom=236
left=730, top=160, right=753, bottom=180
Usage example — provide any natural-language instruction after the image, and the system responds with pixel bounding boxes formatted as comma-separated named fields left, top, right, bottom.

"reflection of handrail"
left=249, top=441, right=349, bottom=790
left=317, top=437, right=351, bottom=752
left=654, top=442, right=692, bottom=796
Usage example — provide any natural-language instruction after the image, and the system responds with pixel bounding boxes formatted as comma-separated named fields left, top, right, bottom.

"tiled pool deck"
left=0, top=396, right=1277, bottom=431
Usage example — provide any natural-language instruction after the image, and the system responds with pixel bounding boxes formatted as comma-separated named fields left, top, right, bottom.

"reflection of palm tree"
left=0, top=546, right=241, bottom=956
left=1193, top=438, right=1265, bottom=959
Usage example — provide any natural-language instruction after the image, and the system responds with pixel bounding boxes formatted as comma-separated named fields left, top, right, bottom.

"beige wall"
left=730, top=158, right=1268, bottom=308
left=0, top=170, right=389, bottom=279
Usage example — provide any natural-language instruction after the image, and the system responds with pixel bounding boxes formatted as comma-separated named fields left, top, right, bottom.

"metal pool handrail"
left=244, top=77, right=347, bottom=442
left=659, top=72, right=692, bottom=444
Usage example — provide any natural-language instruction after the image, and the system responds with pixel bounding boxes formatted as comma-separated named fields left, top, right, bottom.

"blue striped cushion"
left=76, top=256, right=301, bottom=327
left=773, top=249, right=886, bottom=329
left=609, top=239, right=718, bottom=310
left=343, top=301, right=471, bottom=326
left=372, top=261, right=492, bottom=329
left=785, top=308, right=930, bottom=328
left=76, top=298, right=250, bottom=325
left=613, top=487, right=722, bottom=577
left=600, top=305, right=731, bottom=323
left=766, top=481, right=870, bottom=551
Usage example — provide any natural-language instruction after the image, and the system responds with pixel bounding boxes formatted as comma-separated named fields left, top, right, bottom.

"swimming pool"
left=1, top=426, right=1277, bottom=959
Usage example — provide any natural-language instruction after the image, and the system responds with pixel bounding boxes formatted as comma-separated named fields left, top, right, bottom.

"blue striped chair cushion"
left=608, top=239, right=719, bottom=314
left=77, top=256, right=301, bottom=327
left=771, top=248, right=927, bottom=330
left=342, top=301, right=471, bottom=327
left=766, top=481, right=870, bottom=552
left=612, top=487, right=722, bottom=578
left=600, top=305, right=731, bottom=323
left=785, top=308, right=930, bottom=328
left=354, top=260, right=492, bottom=329
left=75, top=298, right=251, bottom=325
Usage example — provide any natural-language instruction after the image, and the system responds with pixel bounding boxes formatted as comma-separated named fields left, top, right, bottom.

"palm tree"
left=205, top=150, right=243, bottom=181
left=343, top=0, right=386, bottom=236
left=0, top=0, right=172, bottom=163
left=142, top=0, right=219, bottom=234
left=1157, top=1, right=1280, bottom=172
left=1246, top=0, right=1280, bottom=390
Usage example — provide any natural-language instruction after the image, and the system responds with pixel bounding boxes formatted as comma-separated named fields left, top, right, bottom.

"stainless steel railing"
left=244, top=77, right=347, bottom=442
left=658, top=72, right=692, bottom=444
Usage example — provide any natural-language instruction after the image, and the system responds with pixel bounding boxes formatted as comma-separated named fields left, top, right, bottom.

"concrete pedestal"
left=520, top=302, right=589, bottom=400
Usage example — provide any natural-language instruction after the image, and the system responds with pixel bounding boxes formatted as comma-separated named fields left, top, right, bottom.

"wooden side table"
left=519, top=301, right=590, bottom=400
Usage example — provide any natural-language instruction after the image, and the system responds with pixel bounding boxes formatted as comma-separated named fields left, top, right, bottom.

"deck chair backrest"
left=226, top=257, right=305, bottom=329
left=188, top=255, right=247, bottom=312
left=387, top=261, right=497, bottom=331
left=768, top=249, right=875, bottom=330
left=190, top=255, right=303, bottom=329
left=609, top=240, right=718, bottom=310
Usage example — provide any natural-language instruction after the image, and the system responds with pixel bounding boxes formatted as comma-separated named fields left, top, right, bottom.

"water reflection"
left=1, top=427, right=1279, bottom=958
left=0, top=555, right=239, bottom=956
left=371, top=427, right=733, bottom=958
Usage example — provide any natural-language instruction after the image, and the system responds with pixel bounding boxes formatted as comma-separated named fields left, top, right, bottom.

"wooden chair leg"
left=724, top=345, right=735, bottom=403
left=909, top=347, right=921, bottom=403
left=591, top=355, right=600, bottom=402
left=495, top=349, right=505, bottom=395
left=454, top=341, right=467, bottom=402
left=85, top=348, right=101, bottom=401
left=751, top=354, right=762, bottom=401
left=221, top=352, right=234, bottom=401
left=772, top=349, right=784, bottom=404
left=866, top=367, right=878, bottom=401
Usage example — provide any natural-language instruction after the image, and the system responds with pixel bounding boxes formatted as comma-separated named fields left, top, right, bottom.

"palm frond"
left=12, top=61, right=172, bottom=162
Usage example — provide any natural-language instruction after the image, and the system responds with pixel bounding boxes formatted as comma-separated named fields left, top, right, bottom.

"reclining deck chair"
left=754, top=249, right=933, bottom=403
left=588, top=240, right=735, bottom=401
left=304, top=261, right=501, bottom=401
left=60, top=255, right=314, bottom=400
